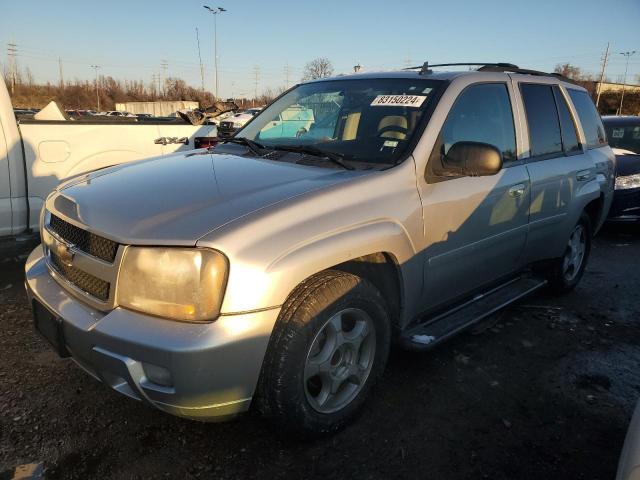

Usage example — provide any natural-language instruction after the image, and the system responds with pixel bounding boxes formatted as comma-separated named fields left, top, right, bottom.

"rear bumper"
left=25, top=246, right=280, bottom=421
left=608, top=187, right=640, bottom=221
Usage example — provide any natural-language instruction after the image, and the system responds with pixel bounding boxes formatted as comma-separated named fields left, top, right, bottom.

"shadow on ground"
left=1, top=223, right=639, bottom=479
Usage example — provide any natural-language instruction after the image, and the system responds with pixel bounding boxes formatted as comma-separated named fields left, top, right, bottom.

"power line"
left=160, top=60, right=168, bottom=97
left=253, top=65, right=260, bottom=104
left=7, top=42, right=17, bottom=94
left=595, top=42, right=610, bottom=109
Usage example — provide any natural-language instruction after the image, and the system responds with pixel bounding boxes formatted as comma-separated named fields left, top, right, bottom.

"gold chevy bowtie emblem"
left=54, top=240, right=75, bottom=267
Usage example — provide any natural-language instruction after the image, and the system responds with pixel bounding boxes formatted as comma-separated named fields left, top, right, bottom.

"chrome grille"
left=50, top=252, right=110, bottom=301
left=49, top=214, right=118, bottom=263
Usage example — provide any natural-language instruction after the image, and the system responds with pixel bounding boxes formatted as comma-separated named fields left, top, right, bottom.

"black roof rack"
left=404, top=62, right=572, bottom=82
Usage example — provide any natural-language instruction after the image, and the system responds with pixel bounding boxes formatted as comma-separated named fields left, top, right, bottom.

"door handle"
left=576, top=170, right=591, bottom=182
left=508, top=184, right=526, bottom=197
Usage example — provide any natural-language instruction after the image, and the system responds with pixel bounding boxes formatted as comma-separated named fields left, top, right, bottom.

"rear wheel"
left=257, top=270, right=390, bottom=435
left=543, top=212, right=592, bottom=294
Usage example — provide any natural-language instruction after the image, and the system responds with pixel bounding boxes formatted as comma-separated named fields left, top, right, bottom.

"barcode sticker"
left=612, top=128, right=625, bottom=139
left=370, top=95, right=427, bottom=107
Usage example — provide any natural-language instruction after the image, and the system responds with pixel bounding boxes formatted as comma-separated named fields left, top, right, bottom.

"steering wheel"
left=378, top=124, right=408, bottom=139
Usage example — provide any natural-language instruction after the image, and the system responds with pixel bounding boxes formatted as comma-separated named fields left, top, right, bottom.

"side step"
left=400, top=276, right=547, bottom=351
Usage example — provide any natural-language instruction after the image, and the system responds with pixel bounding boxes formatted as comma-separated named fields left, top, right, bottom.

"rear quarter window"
left=567, top=89, right=607, bottom=149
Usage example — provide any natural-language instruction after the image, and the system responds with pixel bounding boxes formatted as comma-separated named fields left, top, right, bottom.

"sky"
left=1, top=0, right=639, bottom=99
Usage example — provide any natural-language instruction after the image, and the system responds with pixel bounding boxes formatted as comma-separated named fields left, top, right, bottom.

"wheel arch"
left=238, top=220, right=418, bottom=328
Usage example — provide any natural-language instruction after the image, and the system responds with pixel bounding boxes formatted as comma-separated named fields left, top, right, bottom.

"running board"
left=400, top=276, right=547, bottom=351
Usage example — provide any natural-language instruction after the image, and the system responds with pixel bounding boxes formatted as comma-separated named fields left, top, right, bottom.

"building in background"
left=115, top=101, right=200, bottom=117
left=595, top=82, right=640, bottom=94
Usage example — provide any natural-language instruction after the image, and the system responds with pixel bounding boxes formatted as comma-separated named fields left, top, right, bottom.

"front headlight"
left=615, top=173, right=640, bottom=190
left=117, top=247, right=228, bottom=322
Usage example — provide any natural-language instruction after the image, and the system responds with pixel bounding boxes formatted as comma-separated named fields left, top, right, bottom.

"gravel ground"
left=1, top=223, right=639, bottom=479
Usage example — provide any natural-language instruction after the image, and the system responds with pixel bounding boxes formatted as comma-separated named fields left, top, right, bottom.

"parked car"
left=65, top=109, right=96, bottom=119
left=25, top=64, right=614, bottom=435
left=0, top=77, right=217, bottom=255
left=602, top=116, right=640, bottom=221
left=104, top=110, right=137, bottom=118
left=617, top=399, right=640, bottom=480
left=217, top=107, right=263, bottom=138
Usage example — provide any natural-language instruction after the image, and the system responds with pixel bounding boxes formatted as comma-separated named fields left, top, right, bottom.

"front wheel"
left=543, top=212, right=592, bottom=294
left=256, top=270, right=391, bottom=436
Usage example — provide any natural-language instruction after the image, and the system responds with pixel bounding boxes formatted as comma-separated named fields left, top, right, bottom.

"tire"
left=256, top=270, right=391, bottom=436
left=542, top=212, right=592, bottom=294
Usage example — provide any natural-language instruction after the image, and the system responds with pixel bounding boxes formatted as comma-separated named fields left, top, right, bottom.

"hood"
left=613, top=151, right=640, bottom=177
left=227, top=113, right=253, bottom=123
left=48, top=152, right=361, bottom=245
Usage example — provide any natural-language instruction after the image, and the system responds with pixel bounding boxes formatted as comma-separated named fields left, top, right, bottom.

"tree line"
left=4, top=59, right=638, bottom=115
left=554, top=63, right=639, bottom=115
left=3, top=71, right=281, bottom=111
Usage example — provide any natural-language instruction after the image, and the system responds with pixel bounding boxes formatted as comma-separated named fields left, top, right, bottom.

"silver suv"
left=25, top=63, right=615, bottom=435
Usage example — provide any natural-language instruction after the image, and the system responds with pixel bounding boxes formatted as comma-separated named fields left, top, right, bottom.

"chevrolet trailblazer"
left=25, top=63, right=615, bottom=434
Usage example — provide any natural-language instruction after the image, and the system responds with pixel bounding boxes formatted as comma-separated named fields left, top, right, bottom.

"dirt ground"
left=1, top=223, right=639, bottom=480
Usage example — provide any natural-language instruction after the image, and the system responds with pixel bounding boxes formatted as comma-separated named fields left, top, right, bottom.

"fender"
left=218, top=220, right=420, bottom=318
left=572, top=175, right=604, bottom=224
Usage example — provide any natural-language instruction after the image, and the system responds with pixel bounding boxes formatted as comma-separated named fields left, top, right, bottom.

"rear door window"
left=567, top=89, right=607, bottom=148
left=553, top=86, right=581, bottom=153
left=520, top=84, right=563, bottom=158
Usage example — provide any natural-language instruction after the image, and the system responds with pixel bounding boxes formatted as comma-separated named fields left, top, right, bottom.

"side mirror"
left=443, top=141, right=503, bottom=177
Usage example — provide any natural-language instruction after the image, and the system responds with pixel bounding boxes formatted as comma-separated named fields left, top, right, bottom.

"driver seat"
left=378, top=115, right=408, bottom=140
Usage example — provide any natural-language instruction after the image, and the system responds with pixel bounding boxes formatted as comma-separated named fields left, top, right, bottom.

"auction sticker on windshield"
left=371, top=95, right=427, bottom=107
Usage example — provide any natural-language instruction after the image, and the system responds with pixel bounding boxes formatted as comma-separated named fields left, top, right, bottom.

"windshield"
left=237, top=78, right=444, bottom=165
left=604, top=121, right=640, bottom=154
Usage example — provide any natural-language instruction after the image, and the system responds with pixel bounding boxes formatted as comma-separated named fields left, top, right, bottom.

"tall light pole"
left=196, top=27, right=205, bottom=92
left=90, top=65, right=101, bottom=111
left=618, top=51, right=636, bottom=115
left=203, top=5, right=226, bottom=99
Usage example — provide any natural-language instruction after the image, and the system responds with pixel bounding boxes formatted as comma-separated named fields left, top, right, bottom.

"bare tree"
left=302, top=57, right=334, bottom=81
left=554, top=63, right=587, bottom=81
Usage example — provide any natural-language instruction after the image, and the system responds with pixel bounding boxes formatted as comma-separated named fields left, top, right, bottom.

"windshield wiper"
left=221, top=137, right=264, bottom=156
left=268, top=144, right=355, bottom=171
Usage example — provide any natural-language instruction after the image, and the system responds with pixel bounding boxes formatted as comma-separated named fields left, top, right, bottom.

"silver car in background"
left=25, top=63, right=614, bottom=435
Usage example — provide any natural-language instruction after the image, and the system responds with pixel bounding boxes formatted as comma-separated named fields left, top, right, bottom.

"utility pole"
left=252, top=65, right=260, bottom=106
left=7, top=42, right=17, bottom=95
left=595, top=42, right=610, bottom=109
left=160, top=60, right=168, bottom=97
left=196, top=27, right=205, bottom=92
left=203, top=6, right=227, bottom=99
left=58, top=57, right=65, bottom=90
left=90, top=65, right=101, bottom=111
left=618, top=50, right=637, bottom=115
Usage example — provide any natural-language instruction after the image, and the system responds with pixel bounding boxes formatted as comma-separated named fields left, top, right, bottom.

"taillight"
left=194, top=137, right=220, bottom=149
